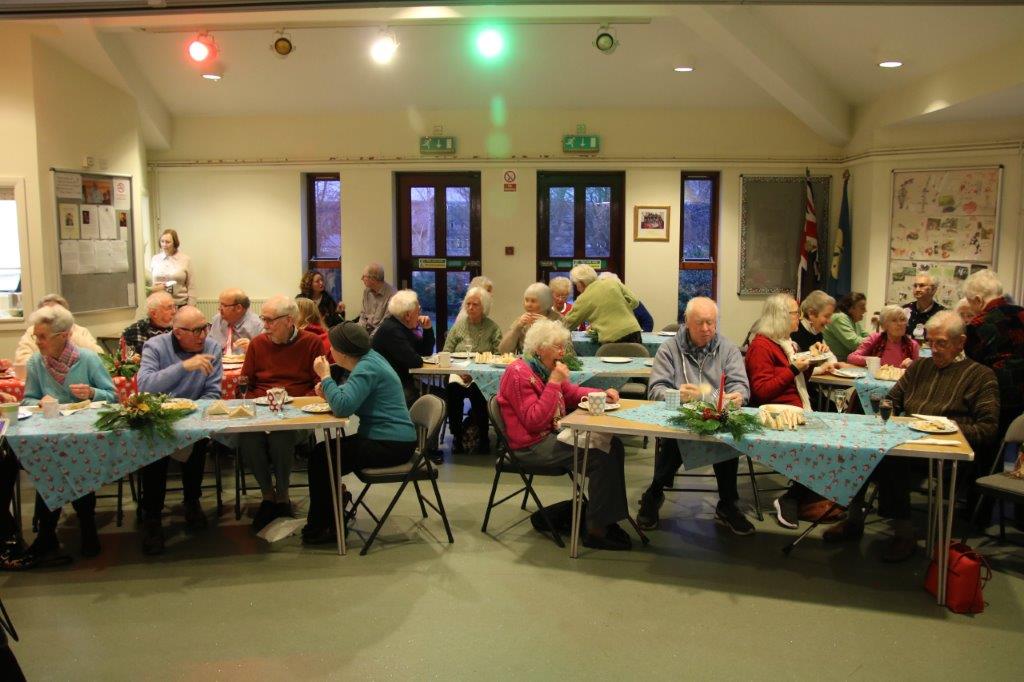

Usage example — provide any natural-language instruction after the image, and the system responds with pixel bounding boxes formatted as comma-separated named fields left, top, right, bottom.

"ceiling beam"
left=673, top=5, right=850, bottom=147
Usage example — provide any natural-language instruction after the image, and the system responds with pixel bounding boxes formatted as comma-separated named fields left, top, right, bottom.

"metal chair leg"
left=214, top=449, right=223, bottom=517
left=481, top=466, right=503, bottom=532
left=520, top=474, right=532, bottom=509
left=413, top=480, right=428, bottom=518
left=234, top=449, right=242, bottom=520
left=428, top=473, right=454, bottom=544
left=116, top=477, right=124, bottom=527
left=360, top=478, right=413, bottom=555
left=746, top=456, right=764, bottom=522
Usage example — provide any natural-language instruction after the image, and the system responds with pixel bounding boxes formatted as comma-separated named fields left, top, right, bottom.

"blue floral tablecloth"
left=3, top=400, right=309, bottom=509
left=455, top=356, right=649, bottom=400
left=571, top=331, right=670, bottom=357
left=606, top=402, right=918, bottom=506
left=854, top=377, right=897, bottom=416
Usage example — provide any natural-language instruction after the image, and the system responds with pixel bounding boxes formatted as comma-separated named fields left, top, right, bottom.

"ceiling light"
left=475, top=28, right=505, bottom=60
left=594, top=25, right=618, bottom=55
left=187, top=32, right=217, bottom=64
left=272, top=31, right=293, bottom=57
left=201, top=61, right=223, bottom=81
left=370, top=29, right=399, bottom=64
left=879, top=60, right=903, bottom=69
left=201, top=72, right=222, bottom=81
left=674, top=66, right=694, bottom=73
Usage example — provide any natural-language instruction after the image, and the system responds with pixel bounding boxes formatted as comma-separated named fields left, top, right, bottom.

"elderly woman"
left=598, top=272, right=653, bottom=332
left=823, top=292, right=869, bottom=362
left=549, top=276, right=574, bottom=316
left=497, top=319, right=631, bottom=551
left=303, top=323, right=417, bottom=544
left=298, top=270, right=344, bottom=328
left=371, top=290, right=435, bottom=405
left=847, top=305, right=919, bottom=369
left=469, top=275, right=494, bottom=294
left=443, top=287, right=502, bottom=454
left=745, top=294, right=834, bottom=528
left=499, top=283, right=576, bottom=360
left=14, top=294, right=103, bottom=364
left=295, top=296, right=331, bottom=354
left=792, top=290, right=837, bottom=356
left=955, top=297, right=975, bottom=326
left=149, top=228, right=194, bottom=306
left=562, top=265, right=642, bottom=345
left=17, top=305, right=115, bottom=563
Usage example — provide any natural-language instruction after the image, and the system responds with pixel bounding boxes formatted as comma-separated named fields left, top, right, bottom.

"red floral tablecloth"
left=0, top=368, right=241, bottom=402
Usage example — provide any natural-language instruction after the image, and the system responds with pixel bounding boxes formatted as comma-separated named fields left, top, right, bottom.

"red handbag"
left=925, top=542, right=991, bottom=614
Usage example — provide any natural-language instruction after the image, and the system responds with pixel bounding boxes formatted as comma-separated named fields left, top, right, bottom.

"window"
left=304, top=173, right=341, bottom=302
left=679, top=171, right=720, bottom=320
left=0, top=182, right=26, bottom=319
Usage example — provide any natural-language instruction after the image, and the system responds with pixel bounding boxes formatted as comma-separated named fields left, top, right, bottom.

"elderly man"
left=825, top=311, right=999, bottom=561
left=357, top=263, right=396, bottom=335
left=209, top=288, right=262, bottom=354
left=136, top=306, right=223, bottom=554
left=903, top=273, right=946, bottom=340
left=238, top=295, right=323, bottom=531
left=121, top=291, right=176, bottom=355
left=14, top=294, right=103, bottom=363
left=372, top=289, right=435, bottom=404
left=636, top=297, right=753, bottom=535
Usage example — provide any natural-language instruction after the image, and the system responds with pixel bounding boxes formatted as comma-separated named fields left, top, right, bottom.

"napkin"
left=911, top=414, right=956, bottom=428
left=257, top=517, right=306, bottom=543
left=228, top=405, right=255, bottom=419
left=206, top=400, right=230, bottom=416
left=59, top=400, right=102, bottom=417
left=905, top=438, right=959, bottom=446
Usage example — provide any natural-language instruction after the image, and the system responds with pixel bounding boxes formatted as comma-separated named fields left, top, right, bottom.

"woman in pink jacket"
left=497, top=319, right=630, bottom=551
left=847, top=304, right=920, bottom=369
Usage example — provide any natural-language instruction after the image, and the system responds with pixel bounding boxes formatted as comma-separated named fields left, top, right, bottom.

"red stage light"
left=187, top=34, right=217, bottom=63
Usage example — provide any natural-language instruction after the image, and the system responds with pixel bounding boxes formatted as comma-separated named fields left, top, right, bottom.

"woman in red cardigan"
left=745, top=293, right=837, bottom=529
left=497, top=319, right=631, bottom=551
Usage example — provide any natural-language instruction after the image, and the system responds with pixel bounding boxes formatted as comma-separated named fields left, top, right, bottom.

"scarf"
left=43, top=341, right=79, bottom=386
left=770, top=336, right=812, bottom=410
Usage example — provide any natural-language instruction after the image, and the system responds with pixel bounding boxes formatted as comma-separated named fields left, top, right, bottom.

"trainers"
left=141, top=519, right=165, bottom=556
left=183, top=500, right=208, bottom=531
left=715, top=501, right=755, bottom=536
left=252, top=500, right=277, bottom=532
left=774, top=494, right=800, bottom=530
left=636, top=489, right=664, bottom=530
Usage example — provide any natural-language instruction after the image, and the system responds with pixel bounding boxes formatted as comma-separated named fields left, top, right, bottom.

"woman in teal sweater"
left=303, top=322, right=416, bottom=544
left=15, top=305, right=116, bottom=566
left=822, top=292, right=870, bottom=362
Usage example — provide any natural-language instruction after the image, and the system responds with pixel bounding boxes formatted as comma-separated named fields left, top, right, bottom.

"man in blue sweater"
left=137, top=305, right=223, bottom=555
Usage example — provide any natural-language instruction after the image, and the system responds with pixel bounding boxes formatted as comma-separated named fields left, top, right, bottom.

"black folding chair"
left=971, top=413, right=1024, bottom=544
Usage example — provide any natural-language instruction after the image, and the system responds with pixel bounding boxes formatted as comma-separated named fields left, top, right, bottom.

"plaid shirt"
left=120, top=318, right=172, bottom=356
left=966, top=297, right=1024, bottom=427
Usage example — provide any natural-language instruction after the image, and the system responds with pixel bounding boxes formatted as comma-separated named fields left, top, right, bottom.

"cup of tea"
left=266, top=387, right=288, bottom=416
left=663, top=388, right=680, bottom=410
left=436, top=352, right=451, bottom=368
left=865, top=356, right=881, bottom=379
left=585, top=392, right=607, bottom=416
left=41, top=398, right=59, bottom=419
left=13, top=363, right=27, bottom=382
left=0, top=402, right=19, bottom=422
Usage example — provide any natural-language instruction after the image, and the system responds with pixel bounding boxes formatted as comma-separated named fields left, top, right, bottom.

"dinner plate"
left=421, top=356, right=438, bottom=364
left=832, top=368, right=866, bottom=379
left=600, top=357, right=631, bottom=364
left=643, top=359, right=654, bottom=367
left=793, top=351, right=828, bottom=365
left=909, top=419, right=958, bottom=434
left=300, top=402, right=332, bottom=414
left=253, top=396, right=294, bottom=405
left=451, top=352, right=472, bottom=359
left=656, top=331, right=677, bottom=337
left=222, top=354, right=246, bottom=364
left=578, top=401, right=621, bottom=412
left=222, top=362, right=244, bottom=369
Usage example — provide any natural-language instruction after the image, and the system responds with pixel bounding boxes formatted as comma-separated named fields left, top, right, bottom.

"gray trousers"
left=514, top=433, right=628, bottom=530
left=238, top=430, right=310, bottom=496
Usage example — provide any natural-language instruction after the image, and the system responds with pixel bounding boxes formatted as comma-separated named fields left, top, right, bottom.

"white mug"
left=663, top=388, right=680, bottom=410
left=13, top=363, right=26, bottom=382
left=586, top=392, right=607, bottom=416
left=437, top=351, right=451, bottom=367
left=865, top=356, right=881, bottom=379
left=41, top=401, right=59, bottom=418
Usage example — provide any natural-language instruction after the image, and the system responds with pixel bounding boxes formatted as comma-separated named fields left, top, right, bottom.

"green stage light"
left=475, top=28, right=505, bottom=60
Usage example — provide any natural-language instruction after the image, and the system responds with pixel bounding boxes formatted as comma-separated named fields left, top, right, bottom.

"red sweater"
left=240, top=330, right=323, bottom=398
left=745, top=334, right=806, bottom=408
left=304, top=323, right=332, bottom=355
left=497, top=359, right=592, bottom=450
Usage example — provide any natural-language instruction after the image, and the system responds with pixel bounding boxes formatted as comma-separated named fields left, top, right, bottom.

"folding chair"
left=971, top=413, right=1024, bottom=544
left=347, top=394, right=453, bottom=555
left=233, top=436, right=314, bottom=520
left=595, top=342, right=650, bottom=400
left=660, top=323, right=680, bottom=333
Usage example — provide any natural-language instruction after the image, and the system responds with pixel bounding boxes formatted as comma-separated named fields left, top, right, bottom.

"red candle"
left=717, top=371, right=726, bottom=412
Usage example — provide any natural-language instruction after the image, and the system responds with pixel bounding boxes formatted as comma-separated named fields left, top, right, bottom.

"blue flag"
left=827, top=172, right=852, bottom=297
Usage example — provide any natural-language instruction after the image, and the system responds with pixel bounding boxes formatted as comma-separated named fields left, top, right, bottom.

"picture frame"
left=633, top=205, right=670, bottom=242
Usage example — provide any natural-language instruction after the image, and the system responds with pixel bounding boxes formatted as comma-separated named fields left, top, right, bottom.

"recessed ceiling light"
left=879, top=60, right=903, bottom=69
left=674, top=66, right=694, bottom=73
left=371, top=29, right=399, bottom=64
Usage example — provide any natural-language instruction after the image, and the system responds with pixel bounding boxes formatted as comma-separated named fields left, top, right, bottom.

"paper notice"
left=126, top=284, right=136, bottom=308
left=116, top=210, right=130, bottom=239
left=94, top=241, right=113, bottom=273
left=58, top=203, right=80, bottom=239
left=98, top=205, right=117, bottom=239
left=79, top=205, right=100, bottom=239
left=112, top=240, right=130, bottom=272
left=77, top=240, right=97, bottom=273
left=54, top=172, right=83, bottom=200
left=112, top=178, right=131, bottom=210
left=59, top=241, right=80, bottom=275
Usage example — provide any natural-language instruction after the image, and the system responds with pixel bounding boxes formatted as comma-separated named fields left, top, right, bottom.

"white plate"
left=421, top=356, right=438, bottom=364
left=600, top=357, right=631, bottom=364
left=656, top=331, right=677, bottom=336
left=222, top=362, right=244, bottom=369
left=643, top=359, right=654, bottom=367
left=253, top=395, right=294, bottom=405
left=578, top=401, right=621, bottom=412
left=451, top=352, right=472, bottom=359
left=832, top=368, right=866, bottom=379
left=793, top=351, right=828, bottom=365
left=300, top=402, right=332, bottom=413
left=908, top=419, right=958, bottom=434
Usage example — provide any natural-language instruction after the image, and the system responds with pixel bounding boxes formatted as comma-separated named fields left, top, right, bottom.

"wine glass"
left=833, top=388, right=849, bottom=415
left=236, top=375, right=249, bottom=401
left=878, top=398, right=893, bottom=430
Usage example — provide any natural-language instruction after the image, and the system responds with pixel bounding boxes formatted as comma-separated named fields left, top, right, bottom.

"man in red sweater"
left=238, top=295, right=323, bottom=531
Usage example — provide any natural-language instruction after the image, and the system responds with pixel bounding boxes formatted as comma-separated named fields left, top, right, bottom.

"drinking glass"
left=236, top=376, right=249, bottom=400
left=878, top=398, right=893, bottom=430
left=869, top=392, right=883, bottom=419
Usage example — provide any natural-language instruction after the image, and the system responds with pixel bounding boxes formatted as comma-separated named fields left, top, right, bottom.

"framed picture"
left=633, top=205, right=670, bottom=242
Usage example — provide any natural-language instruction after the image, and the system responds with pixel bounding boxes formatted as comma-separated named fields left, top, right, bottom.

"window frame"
left=0, top=177, right=31, bottom=324
left=303, top=172, right=342, bottom=302
left=679, top=171, right=720, bottom=302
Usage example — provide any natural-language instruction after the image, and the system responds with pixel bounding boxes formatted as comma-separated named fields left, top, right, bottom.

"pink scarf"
left=43, top=341, right=79, bottom=385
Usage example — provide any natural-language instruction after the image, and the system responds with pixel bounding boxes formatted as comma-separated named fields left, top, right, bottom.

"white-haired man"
left=357, top=262, right=396, bottom=335
left=14, top=294, right=103, bottom=363
left=136, top=306, right=223, bottom=554
left=637, top=297, right=753, bottom=535
left=903, top=273, right=945, bottom=340
left=209, top=287, right=263, bottom=354
left=237, top=295, right=323, bottom=531
left=371, top=289, right=435, bottom=404
left=120, top=291, right=176, bottom=355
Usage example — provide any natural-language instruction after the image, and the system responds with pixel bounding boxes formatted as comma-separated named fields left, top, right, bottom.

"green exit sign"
left=562, top=134, right=600, bottom=153
left=420, top=136, right=456, bottom=154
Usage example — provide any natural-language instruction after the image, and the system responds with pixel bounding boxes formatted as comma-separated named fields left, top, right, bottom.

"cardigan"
left=562, top=278, right=641, bottom=344
left=649, top=331, right=749, bottom=404
left=497, top=359, right=592, bottom=451
left=22, top=348, right=116, bottom=405
left=847, top=332, right=920, bottom=368
left=965, top=296, right=1024, bottom=427
left=320, top=350, right=416, bottom=443
left=822, top=312, right=868, bottom=362
left=371, top=315, right=436, bottom=390
left=744, top=334, right=807, bottom=408
left=444, top=316, right=502, bottom=353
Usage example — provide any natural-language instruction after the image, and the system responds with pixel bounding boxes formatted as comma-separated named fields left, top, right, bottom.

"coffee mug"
left=267, top=387, right=288, bottom=414
left=865, top=356, right=881, bottom=379
left=663, top=388, right=680, bottom=410
left=437, top=352, right=451, bottom=367
left=13, top=363, right=26, bottom=381
left=41, top=401, right=59, bottom=418
left=0, top=402, right=18, bottom=421
left=586, top=392, right=607, bottom=416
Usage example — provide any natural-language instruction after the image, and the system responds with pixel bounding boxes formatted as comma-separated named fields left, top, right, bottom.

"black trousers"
left=605, top=331, right=643, bottom=345
left=647, top=438, right=739, bottom=504
left=140, top=440, right=207, bottom=519
left=36, top=492, right=95, bottom=539
left=306, top=436, right=415, bottom=530
left=445, top=382, right=488, bottom=443
left=846, top=456, right=913, bottom=521
left=0, top=449, right=21, bottom=541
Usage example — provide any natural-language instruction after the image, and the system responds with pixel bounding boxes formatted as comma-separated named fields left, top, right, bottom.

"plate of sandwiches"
left=162, top=398, right=198, bottom=413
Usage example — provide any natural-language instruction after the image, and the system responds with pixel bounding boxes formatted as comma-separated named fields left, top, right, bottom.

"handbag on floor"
left=924, top=542, right=991, bottom=614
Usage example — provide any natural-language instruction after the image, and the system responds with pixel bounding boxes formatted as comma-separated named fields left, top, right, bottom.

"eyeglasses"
left=260, top=314, right=289, bottom=324
left=177, top=323, right=211, bottom=337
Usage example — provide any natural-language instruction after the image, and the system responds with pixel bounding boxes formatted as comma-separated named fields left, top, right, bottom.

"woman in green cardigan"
left=823, top=292, right=870, bottom=362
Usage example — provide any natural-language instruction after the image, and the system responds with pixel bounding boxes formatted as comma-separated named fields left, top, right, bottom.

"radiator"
left=195, top=298, right=267, bottom=320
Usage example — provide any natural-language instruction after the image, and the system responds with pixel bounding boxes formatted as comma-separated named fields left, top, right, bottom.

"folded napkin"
left=59, top=400, right=103, bottom=417
left=206, top=400, right=230, bottom=416
left=228, top=405, right=255, bottom=419
left=911, top=413, right=956, bottom=427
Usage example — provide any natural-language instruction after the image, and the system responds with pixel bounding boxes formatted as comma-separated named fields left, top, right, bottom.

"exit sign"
left=420, top=136, right=456, bottom=154
left=562, top=134, right=600, bottom=153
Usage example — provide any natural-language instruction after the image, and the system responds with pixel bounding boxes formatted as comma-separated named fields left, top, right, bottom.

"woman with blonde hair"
left=295, top=297, right=330, bottom=354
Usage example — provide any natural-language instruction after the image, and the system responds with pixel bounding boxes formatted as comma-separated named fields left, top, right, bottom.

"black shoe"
left=141, top=519, right=165, bottom=556
left=252, top=500, right=277, bottom=532
left=0, top=537, right=26, bottom=563
left=183, top=500, right=208, bottom=531
left=79, top=518, right=101, bottom=558
left=451, top=439, right=466, bottom=455
left=774, top=494, right=800, bottom=530
left=822, top=519, right=864, bottom=543
left=715, top=501, right=755, bottom=536
left=301, top=526, right=337, bottom=545
left=275, top=502, right=295, bottom=520
left=582, top=524, right=632, bottom=551
left=428, top=449, right=445, bottom=465
left=637, top=489, right=664, bottom=530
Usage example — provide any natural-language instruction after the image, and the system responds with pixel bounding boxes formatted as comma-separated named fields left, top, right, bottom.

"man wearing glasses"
left=209, top=288, right=263, bottom=354
left=120, top=291, right=177, bottom=356
left=357, top=263, right=396, bottom=335
left=136, top=306, right=223, bottom=555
